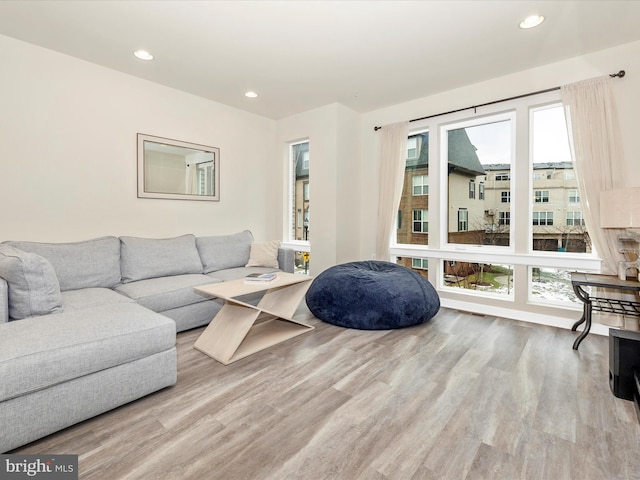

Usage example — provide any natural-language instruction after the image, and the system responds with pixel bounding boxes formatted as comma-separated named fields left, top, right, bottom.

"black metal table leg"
left=572, top=301, right=592, bottom=350
left=572, top=283, right=591, bottom=350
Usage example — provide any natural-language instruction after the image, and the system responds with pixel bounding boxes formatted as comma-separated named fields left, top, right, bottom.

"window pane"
left=397, top=131, right=429, bottom=245
left=290, top=141, right=309, bottom=241
left=294, top=251, right=311, bottom=275
left=443, top=259, right=514, bottom=296
left=447, top=119, right=512, bottom=246
left=531, top=105, right=591, bottom=253
left=529, top=267, right=584, bottom=306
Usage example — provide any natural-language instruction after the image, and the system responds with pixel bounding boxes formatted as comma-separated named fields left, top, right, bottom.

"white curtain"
left=376, top=121, right=409, bottom=260
left=561, top=76, right=636, bottom=329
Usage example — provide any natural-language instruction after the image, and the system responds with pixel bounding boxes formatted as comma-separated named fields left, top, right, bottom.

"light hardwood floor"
left=12, top=307, right=640, bottom=479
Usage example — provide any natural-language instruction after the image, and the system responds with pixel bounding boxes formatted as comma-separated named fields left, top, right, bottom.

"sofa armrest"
left=277, top=248, right=295, bottom=274
left=0, top=278, right=8, bottom=324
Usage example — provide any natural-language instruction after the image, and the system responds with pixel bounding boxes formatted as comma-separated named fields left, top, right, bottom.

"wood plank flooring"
left=12, top=307, right=640, bottom=479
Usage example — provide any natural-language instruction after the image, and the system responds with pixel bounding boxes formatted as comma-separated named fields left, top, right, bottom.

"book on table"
left=244, top=272, right=278, bottom=283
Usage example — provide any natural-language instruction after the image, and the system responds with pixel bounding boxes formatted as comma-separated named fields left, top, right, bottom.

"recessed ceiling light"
left=134, top=50, right=154, bottom=60
left=519, top=15, right=544, bottom=29
left=244, top=91, right=258, bottom=98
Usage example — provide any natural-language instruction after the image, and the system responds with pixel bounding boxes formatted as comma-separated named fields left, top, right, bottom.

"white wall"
left=275, top=103, right=361, bottom=274
left=0, top=34, right=276, bottom=242
left=359, top=39, right=640, bottom=260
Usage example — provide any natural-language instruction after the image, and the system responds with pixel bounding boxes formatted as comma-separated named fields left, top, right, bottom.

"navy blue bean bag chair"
left=305, top=261, right=440, bottom=330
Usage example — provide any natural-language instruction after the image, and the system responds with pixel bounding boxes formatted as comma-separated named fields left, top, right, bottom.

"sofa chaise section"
left=0, top=302, right=176, bottom=453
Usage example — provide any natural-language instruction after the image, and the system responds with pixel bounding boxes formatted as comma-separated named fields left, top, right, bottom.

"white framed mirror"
left=137, top=133, right=220, bottom=201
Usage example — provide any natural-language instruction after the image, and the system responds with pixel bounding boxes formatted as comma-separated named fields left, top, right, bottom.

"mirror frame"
left=137, top=133, right=220, bottom=201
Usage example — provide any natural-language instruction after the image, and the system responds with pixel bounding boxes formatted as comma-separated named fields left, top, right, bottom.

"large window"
left=289, top=141, right=309, bottom=242
left=446, top=115, right=512, bottom=247
left=288, top=140, right=310, bottom=273
left=396, top=131, right=430, bottom=248
left=531, top=104, right=590, bottom=253
left=391, top=97, right=598, bottom=316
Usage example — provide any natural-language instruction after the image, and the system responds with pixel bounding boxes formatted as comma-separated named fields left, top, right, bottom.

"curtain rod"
left=373, top=70, right=626, bottom=131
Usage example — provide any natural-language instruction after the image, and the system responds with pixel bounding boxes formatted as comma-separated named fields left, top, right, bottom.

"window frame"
left=390, top=93, right=600, bottom=321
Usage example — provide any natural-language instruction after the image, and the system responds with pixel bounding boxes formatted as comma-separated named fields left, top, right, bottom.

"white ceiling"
left=1, top=1, right=639, bottom=120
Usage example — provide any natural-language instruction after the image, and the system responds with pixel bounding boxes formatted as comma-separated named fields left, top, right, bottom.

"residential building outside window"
left=479, top=182, right=485, bottom=200
left=469, top=179, right=475, bottom=199
left=501, top=191, right=510, bottom=203
left=499, top=211, right=510, bottom=225
left=531, top=104, right=590, bottom=253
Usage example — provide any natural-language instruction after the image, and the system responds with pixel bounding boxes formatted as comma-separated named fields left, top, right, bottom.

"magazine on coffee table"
left=244, top=272, right=278, bottom=284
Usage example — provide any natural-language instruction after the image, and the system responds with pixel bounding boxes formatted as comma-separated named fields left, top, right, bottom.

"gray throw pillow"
left=120, top=234, right=203, bottom=283
left=4, top=236, right=121, bottom=291
left=0, top=245, right=64, bottom=320
left=196, top=230, right=254, bottom=273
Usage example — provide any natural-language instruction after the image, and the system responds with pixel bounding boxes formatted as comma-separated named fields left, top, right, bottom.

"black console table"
left=570, top=272, right=640, bottom=350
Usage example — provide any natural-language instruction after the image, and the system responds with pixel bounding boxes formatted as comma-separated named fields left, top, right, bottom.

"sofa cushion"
left=0, top=245, right=63, bottom=320
left=114, top=274, right=218, bottom=312
left=4, top=237, right=121, bottom=291
left=245, top=240, right=281, bottom=269
left=196, top=230, right=253, bottom=274
left=0, top=303, right=176, bottom=402
left=61, top=288, right=134, bottom=312
left=120, top=234, right=203, bottom=283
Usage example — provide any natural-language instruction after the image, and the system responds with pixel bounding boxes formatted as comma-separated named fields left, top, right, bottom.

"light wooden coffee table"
left=193, top=272, right=314, bottom=365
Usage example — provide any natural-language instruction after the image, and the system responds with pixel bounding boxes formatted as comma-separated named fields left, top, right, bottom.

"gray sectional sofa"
left=0, top=231, right=293, bottom=453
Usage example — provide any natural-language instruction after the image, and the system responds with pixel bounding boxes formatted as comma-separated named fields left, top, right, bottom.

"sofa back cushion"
left=4, top=237, right=121, bottom=291
left=196, top=230, right=253, bottom=274
left=120, top=234, right=203, bottom=283
left=0, top=244, right=64, bottom=320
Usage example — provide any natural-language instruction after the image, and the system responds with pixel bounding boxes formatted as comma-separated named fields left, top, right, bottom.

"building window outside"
left=407, top=137, right=418, bottom=159
left=469, top=179, right=475, bottom=199
left=534, top=190, right=550, bottom=203
left=412, top=175, right=429, bottom=195
left=566, top=211, right=585, bottom=226
left=458, top=208, right=468, bottom=231
left=412, top=258, right=429, bottom=270
left=479, top=182, right=485, bottom=200
left=303, top=182, right=309, bottom=201
left=533, top=211, right=554, bottom=226
left=501, top=191, right=511, bottom=203
left=499, top=211, right=510, bottom=225
left=412, top=209, right=428, bottom=233
left=568, top=189, right=580, bottom=203
left=495, top=173, right=510, bottom=181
